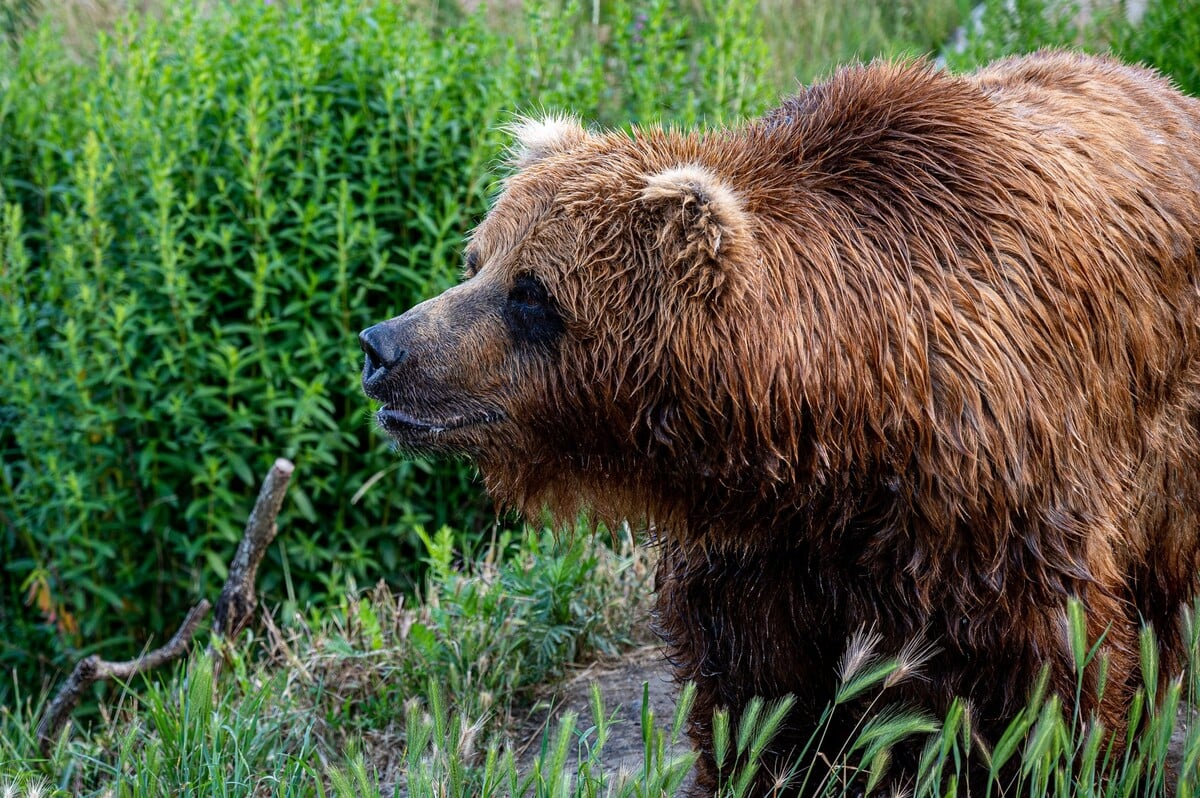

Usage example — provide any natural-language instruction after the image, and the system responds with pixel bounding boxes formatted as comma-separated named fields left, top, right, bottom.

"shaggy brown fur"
left=360, top=51, right=1200, bottom=794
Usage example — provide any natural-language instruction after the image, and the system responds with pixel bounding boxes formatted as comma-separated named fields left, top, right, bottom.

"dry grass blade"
left=838, top=627, right=883, bottom=685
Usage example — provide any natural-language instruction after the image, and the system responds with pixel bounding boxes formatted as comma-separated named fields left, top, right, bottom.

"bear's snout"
left=359, top=321, right=408, bottom=395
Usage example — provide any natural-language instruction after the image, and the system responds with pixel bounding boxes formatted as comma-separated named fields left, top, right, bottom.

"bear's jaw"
left=375, top=406, right=505, bottom=450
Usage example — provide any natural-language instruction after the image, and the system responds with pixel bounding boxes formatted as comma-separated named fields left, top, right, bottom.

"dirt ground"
left=514, top=644, right=696, bottom=790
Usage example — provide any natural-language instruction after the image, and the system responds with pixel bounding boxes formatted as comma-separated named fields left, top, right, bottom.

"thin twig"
left=36, top=599, right=211, bottom=757
left=212, top=457, right=295, bottom=641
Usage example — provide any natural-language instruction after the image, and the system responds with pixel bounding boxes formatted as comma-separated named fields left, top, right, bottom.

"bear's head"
left=360, top=115, right=777, bottom=524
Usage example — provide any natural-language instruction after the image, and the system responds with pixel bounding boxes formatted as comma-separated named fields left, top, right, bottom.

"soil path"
left=515, top=645, right=695, bottom=790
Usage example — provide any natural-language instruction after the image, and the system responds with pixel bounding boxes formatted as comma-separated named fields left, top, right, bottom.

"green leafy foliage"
left=1117, top=0, right=1200, bottom=95
left=0, top=0, right=772, bottom=697
left=6, top=531, right=1200, bottom=796
left=945, top=0, right=1200, bottom=97
left=944, top=0, right=1088, bottom=66
left=308, top=526, right=652, bottom=739
left=1, top=527, right=656, bottom=794
left=758, top=0, right=966, bottom=87
left=0, top=0, right=37, bottom=41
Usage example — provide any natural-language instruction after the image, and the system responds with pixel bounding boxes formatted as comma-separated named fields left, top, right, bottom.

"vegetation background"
left=1, top=0, right=1199, bottom=795
left=0, top=0, right=964, bottom=700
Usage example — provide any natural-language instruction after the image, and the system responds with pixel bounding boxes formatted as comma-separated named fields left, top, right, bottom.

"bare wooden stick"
left=212, top=457, right=295, bottom=640
left=36, top=599, right=211, bottom=756
left=36, top=456, right=295, bottom=757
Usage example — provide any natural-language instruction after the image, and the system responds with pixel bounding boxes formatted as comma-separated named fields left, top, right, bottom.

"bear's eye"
left=508, top=276, right=548, bottom=309
left=504, top=274, right=563, bottom=348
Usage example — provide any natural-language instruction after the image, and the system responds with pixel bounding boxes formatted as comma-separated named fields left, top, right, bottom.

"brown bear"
left=361, top=51, right=1200, bottom=794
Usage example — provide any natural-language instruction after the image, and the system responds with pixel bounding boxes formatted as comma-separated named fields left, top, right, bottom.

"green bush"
left=944, top=0, right=1086, bottom=67
left=0, top=0, right=772, bottom=696
left=756, top=0, right=966, bottom=89
left=946, top=0, right=1200, bottom=96
left=1117, top=0, right=1200, bottom=94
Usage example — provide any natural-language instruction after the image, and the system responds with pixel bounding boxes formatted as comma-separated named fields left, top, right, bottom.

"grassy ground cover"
left=2, top=528, right=657, bottom=795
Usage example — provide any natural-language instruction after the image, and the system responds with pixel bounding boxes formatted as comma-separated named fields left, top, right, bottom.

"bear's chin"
left=375, top=406, right=502, bottom=453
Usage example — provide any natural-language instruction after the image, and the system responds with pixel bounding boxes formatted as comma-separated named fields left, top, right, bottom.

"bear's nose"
left=359, top=324, right=407, bottom=386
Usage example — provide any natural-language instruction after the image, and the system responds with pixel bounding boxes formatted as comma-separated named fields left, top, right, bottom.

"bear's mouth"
left=376, top=406, right=504, bottom=441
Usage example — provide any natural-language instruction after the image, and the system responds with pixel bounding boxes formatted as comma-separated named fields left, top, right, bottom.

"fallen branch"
left=213, top=457, right=295, bottom=640
left=36, top=456, right=295, bottom=758
left=36, top=600, right=211, bottom=756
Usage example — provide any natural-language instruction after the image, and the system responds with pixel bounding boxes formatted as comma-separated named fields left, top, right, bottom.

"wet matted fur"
left=361, top=51, right=1200, bottom=794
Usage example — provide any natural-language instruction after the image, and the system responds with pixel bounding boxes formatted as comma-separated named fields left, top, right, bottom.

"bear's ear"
left=640, top=164, right=754, bottom=303
left=506, top=114, right=589, bottom=170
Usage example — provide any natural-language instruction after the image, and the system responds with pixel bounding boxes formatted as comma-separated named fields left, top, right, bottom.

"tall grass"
left=10, top=590, right=1197, bottom=796
left=756, top=0, right=967, bottom=88
left=327, top=603, right=1200, bottom=797
left=1, top=528, right=657, bottom=795
left=946, top=0, right=1200, bottom=95
left=477, top=0, right=968, bottom=94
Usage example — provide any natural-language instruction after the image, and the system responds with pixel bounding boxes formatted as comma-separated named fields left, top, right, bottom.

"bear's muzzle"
left=359, top=321, right=409, bottom=397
